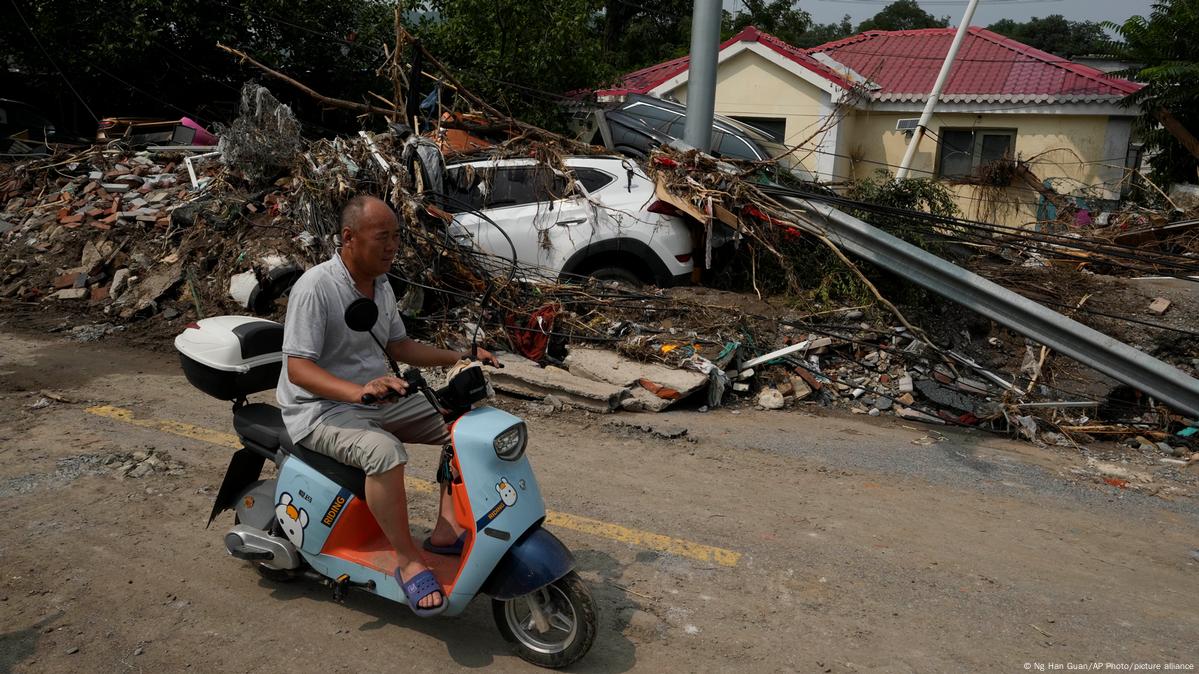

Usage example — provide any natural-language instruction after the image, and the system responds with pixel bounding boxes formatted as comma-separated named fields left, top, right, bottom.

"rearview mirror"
left=344, top=298, right=378, bottom=333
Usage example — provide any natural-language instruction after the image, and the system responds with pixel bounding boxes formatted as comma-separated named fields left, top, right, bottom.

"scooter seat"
left=233, top=403, right=366, bottom=500
left=279, top=435, right=366, bottom=501
left=233, top=403, right=285, bottom=450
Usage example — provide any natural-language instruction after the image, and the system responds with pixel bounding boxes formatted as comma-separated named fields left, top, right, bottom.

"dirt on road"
left=1, top=325, right=1197, bottom=674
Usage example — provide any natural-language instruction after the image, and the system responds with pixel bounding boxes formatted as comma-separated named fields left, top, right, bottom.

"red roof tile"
left=808, top=27, right=1141, bottom=103
left=596, top=26, right=851, bottom=98
left=598, top=25, right=1141, bottom=105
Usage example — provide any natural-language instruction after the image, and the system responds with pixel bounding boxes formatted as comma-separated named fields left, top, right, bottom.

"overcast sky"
left=778, top=0, right=1153, bottom=28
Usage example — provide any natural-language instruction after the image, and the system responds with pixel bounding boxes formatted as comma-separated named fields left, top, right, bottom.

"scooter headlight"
left=494, top=423, right=527, bottom=461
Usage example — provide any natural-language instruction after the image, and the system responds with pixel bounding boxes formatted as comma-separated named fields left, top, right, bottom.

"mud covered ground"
left=2, top=320, right=1198, bottom=673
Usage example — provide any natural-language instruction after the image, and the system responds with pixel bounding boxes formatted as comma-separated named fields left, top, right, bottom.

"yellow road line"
left=546, top=511, right=741, bottom=567
left=86, top=404, right=741, bottom=567
left=85, top=405, right=438, bottom=496
left=87, top=405, right=242, bottom=448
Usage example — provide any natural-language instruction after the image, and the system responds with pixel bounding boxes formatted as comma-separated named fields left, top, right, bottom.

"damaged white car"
left=440, top=156, right=694, bottom=286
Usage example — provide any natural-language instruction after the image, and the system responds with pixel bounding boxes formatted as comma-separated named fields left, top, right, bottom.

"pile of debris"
left=0, top=142, right=314, bottom=321
left=3, top=80, right=1199, bottom=472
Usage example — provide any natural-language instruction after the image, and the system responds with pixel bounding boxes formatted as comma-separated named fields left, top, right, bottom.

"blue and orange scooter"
left=175, top=298, right=597, bottom=668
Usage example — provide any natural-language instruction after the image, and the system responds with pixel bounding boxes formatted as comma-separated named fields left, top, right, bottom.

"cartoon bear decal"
left=496, top=477, right=518, bottom=507
left=275, top=492, right=309, bottom=548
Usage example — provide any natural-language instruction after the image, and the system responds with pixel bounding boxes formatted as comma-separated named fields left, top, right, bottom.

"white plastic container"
left=175, top=316, right=283, bottom=400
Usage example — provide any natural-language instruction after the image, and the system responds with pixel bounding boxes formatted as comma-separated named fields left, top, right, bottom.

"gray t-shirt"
left=277, top=253, right=407, bottom=442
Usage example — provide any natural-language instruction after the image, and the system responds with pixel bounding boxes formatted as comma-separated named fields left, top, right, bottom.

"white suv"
left=441, top=156, right=693, bottom=286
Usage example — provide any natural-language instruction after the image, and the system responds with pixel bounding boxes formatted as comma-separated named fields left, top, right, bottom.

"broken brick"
left=52, top=272, right=82, bottom=290
left=794, top=367, right=823, bottom=391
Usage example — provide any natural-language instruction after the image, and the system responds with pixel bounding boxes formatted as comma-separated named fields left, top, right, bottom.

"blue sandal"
left=395, top=568, right=447, bottom=617
left=422, top=531, right=468, bottom=555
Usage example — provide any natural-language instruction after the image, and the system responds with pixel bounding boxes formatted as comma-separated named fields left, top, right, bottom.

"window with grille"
left=936, top=128, right=1016, bottom=179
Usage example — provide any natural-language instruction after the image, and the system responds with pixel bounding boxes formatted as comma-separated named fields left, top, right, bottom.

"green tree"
left=1, top=0, right=395, bottom=133
left=598, top=0, right=694, bottom=72
left=414, top=0, right=612, bottom=125
left=856, top=0, right=947, bottom=32
left=793, top=14, right=855, bottom=48
left=729, top=0, right=812, bottom=45
left=987, top=15, right=1108, bottom=57
left=1107, top=0, right=1199, bottom=186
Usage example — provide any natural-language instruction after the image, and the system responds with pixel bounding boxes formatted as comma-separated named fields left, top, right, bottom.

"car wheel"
left=587, top=266, right=643, bottom=288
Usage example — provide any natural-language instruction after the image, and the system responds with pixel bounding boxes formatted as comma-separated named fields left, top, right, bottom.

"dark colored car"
left=0, top=99, right=88, bottom=155
left=595, top=93, right=815, bottom=181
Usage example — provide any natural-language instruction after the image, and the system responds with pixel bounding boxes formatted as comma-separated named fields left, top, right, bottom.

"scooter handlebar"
left=361, top=368, right=427, bottom=405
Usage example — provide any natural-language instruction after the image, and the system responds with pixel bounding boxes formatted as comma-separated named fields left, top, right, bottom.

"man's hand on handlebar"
left=473, top=347, right=502, bottom=368
left=359, top=375, right=408, bottom=404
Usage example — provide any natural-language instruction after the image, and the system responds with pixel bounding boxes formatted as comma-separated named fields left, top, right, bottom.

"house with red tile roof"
left=600, top=25, right=1143, bottom=225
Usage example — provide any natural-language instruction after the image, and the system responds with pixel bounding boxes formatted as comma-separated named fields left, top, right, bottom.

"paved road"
left=1, top=328, right=1196, bottom=673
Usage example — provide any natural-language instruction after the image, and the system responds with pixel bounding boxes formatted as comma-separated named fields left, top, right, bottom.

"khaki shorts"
left=302, top=394, right=449, bottom=475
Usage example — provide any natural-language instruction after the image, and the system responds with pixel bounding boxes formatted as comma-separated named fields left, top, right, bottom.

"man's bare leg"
left=365, top=465, right=442, bottom=609
left=428, top=484, right=467, bottom=548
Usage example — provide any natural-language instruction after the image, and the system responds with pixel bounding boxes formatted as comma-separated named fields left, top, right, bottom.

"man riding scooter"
left=276, top=194, right=500, bottom=616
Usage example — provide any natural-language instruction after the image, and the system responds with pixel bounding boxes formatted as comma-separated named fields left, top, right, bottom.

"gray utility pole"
left=683, top=0, right=721, bottom=151
left=895, top=0, right=981, bottom=179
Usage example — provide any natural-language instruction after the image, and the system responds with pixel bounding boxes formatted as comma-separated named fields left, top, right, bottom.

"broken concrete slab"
left=80, top=240, right=114, bottom=269
left=894, top=405, right=946, bottom=424
left=915, top=380, right=981, bottom=414
left=109, top=268, right=130, bottom=299
left=54, top=288, right=89, bottom=300
left=120, top=263, right=182, bottom=317
left=490, top=357, right=629, bottom=413
left=620, top=387, right=673, bottom=412
left=565, top=347, right=706, bottom=404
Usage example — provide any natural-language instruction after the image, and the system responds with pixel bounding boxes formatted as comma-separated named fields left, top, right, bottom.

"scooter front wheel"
left=492, top=570, right=597, bottom=669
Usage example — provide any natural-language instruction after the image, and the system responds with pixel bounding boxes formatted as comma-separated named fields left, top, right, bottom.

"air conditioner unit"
left=896, top=118, right=920, bottom=132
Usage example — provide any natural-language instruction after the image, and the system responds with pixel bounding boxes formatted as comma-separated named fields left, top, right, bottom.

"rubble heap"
left=3, top=85, right=1199, bottom=475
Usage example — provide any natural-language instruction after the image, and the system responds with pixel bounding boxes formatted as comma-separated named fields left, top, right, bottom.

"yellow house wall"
left=845, top=110, right=1126, bottom=226
left=665, top=49, right=831, bottom=177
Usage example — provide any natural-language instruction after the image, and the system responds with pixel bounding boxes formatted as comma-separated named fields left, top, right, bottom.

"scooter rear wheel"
left=492, top=570, right=597, bottom=669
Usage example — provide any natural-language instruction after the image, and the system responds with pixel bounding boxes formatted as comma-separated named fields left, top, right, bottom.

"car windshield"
left=620, top=98, right=815, bottom=182
left=713, top=122, right=815, bottom=182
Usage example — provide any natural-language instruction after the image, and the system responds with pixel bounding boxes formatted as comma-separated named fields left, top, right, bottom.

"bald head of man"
left=339, top=195, right=400, bottom=282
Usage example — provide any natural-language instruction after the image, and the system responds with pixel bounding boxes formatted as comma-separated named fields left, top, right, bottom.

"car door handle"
left=556, top=219, right=587, bottom=227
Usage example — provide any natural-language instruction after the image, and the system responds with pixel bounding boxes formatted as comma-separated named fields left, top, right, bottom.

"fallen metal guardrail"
left=778, top=195, right=1199, bottom=418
